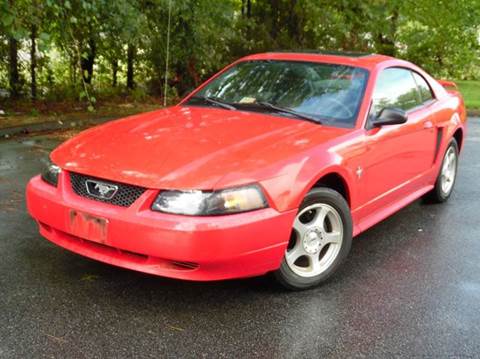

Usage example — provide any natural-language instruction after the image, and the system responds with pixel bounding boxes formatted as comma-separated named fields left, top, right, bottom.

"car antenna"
left=163, top=0, right=173, bottom=107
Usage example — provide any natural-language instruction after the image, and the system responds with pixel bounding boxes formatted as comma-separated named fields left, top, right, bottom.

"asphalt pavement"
left=0, top=120, right=479, bottom=358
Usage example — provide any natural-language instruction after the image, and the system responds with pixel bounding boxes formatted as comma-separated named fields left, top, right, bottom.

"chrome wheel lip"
left=440, top=146, right=457, bottom=195
left=286, top=203, right=343, bottom=278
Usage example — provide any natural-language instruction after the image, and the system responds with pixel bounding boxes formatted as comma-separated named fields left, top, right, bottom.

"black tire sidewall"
left=274, top=187, right=353, bottom=290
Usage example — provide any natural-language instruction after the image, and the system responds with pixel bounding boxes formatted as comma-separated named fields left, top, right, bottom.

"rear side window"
left=412, top=72, right=434, bottom=103
left=370, top=68, right=421, bottom=117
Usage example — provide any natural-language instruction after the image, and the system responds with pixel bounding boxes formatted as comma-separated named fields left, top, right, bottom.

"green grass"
left=457, top=80, right=480, bottom=111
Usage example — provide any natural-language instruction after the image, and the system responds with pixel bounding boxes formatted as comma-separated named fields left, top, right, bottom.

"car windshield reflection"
left=187, top=60, right=369, bottom=127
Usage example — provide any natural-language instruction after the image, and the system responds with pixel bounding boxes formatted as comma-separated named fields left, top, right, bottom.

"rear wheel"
left=425, top=139, right=459, bottom=203
left=274, top=188, right=352, bottom=290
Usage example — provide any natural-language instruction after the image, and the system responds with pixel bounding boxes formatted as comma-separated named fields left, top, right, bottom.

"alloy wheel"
left=286, top=203, right=343, bottom=278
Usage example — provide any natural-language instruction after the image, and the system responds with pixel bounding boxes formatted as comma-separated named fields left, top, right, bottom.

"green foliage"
left=397, top=0, right=480, bottom=79
left=0, top=0, right=479, bottom=105
left=129, top=87, right=149, bottom=103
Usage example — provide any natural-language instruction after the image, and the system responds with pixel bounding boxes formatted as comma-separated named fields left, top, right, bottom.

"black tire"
left=274, top=187, right=353, bottom=290
left=424, top=139, right=459, bottom=203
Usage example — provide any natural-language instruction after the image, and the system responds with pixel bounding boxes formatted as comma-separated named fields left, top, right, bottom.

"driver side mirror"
left=373, top=108, right=408, bottom=127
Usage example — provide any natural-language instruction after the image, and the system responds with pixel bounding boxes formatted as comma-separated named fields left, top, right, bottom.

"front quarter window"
left=187, top=60, right=369, bottom=127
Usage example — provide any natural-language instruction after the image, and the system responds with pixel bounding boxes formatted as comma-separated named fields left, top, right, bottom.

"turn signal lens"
left=41, top=160, right=62, bottom=187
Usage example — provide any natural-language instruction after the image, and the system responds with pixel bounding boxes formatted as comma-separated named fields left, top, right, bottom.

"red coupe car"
left=26, top=51, right=466, bottom=289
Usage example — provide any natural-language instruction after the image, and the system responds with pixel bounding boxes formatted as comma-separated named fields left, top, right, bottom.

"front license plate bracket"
left=68, top=210, right=109, bottom=244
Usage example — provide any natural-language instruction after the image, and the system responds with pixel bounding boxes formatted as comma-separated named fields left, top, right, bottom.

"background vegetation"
left=0, top=0, right=479, bottom=114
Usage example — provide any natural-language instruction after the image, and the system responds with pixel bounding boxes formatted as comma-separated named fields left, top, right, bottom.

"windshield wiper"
left=195, top=96, right=237, bottom=110
left=256, top=102, right=321, bottom=124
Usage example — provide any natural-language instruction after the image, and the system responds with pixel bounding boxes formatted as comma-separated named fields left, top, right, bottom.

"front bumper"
left=26, top=173, right=296, bottom=281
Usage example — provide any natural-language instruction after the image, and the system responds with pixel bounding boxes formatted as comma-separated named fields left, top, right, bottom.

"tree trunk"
left=187, top=58, right=200, bottom=87
left=270, top=0, right=279, bottom=40
left=8, top=36, right=20, bottom=99
left=387, top=8, right=399, bottom=56
left=288, top=0, right=301, bottom=44
left=30, top=25, right=37, bottom=100
left=127, top=44, right=135, bottom=89
left=112, top=59, right=118, bottom=87
left=80, top=37, right=96, bottom=84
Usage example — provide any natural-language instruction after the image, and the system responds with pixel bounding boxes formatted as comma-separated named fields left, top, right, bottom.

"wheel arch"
left=453, top=127, right=464, bottom=152
left=308, top=170, right=352, bottom=208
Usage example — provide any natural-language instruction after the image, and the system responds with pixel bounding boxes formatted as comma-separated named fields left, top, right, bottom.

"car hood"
left=52, top=106, right=348, bottom=189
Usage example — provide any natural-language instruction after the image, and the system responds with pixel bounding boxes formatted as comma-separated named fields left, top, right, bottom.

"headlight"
left=41, top=160, right=62, bottom=187
left=151, top=185, right=268, bottom=215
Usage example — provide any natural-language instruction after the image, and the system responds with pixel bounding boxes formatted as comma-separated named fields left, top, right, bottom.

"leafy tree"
left=143, top=0, right=237, bottom=96
left=0, top=0, right=478, bottom=104
left=397, top=0, right=480, bottom=79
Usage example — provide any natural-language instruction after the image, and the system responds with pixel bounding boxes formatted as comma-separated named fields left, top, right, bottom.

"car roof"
left=239, top=51, right=394, bottom=70
left=272, top=50, right=373, bottom=57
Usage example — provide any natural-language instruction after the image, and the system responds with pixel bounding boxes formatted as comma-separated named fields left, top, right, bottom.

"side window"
left=412, top=72, right=434, bottom=104
left=370, top=68, right=421, bottom=118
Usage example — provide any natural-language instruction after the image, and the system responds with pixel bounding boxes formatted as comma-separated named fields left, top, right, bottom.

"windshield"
left=187, top=60, right=369, bottom=127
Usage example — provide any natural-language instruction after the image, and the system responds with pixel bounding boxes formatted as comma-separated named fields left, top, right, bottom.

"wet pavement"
left=0, top=121, right=479, bottom=358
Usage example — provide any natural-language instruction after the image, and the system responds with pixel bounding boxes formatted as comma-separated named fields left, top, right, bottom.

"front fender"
left=259, top=152, right=355, bottom=213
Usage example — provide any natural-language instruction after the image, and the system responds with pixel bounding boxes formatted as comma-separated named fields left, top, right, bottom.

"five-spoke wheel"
left=275, top=187, right=352, bottom=290
left=286, top=204, right=343, bottom=278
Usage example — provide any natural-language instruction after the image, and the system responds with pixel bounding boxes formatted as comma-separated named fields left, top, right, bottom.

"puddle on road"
left=21, top=139, right=37, bottom=146
left=0, top=161, right=14, bottom=171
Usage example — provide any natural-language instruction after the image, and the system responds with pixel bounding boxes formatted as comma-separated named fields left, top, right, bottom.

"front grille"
left=70, top=172, right=147, bottom=207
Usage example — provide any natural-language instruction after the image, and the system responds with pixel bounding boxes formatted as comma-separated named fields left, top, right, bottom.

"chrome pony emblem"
left=85, top=180, right=118, bottom=199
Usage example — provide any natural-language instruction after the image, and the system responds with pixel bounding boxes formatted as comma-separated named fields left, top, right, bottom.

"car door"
left=359, top=67, right=437, bottom=215
left=410, top=71, right=439, bottom=164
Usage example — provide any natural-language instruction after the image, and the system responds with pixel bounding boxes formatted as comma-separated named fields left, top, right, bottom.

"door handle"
left=423, top=120, right=433, bottom=129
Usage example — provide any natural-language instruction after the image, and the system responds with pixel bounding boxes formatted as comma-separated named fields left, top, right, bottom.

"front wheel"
left=274, top=188, right=352, bottom=290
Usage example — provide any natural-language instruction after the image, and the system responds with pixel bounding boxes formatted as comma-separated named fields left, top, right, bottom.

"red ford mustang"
left=26, top=52, right=466, bottom=289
